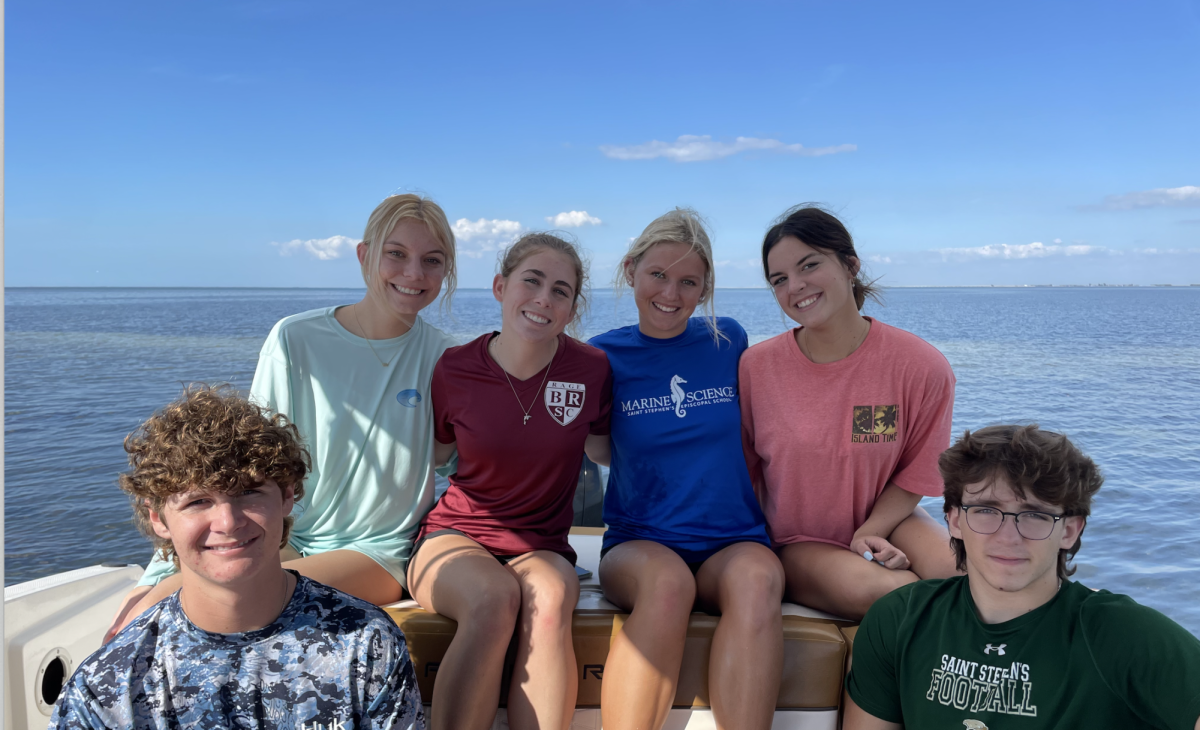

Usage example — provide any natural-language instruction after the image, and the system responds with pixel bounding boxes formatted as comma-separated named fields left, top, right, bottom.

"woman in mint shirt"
left=105, top=193, right=460, bottom=638
left=585, top=209, right=784, bottom=730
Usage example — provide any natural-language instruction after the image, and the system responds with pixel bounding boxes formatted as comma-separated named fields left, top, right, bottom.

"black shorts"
left=412, top=528, right=573, bottom=567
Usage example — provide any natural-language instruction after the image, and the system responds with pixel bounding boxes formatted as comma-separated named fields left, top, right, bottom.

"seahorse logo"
left=670, top=375, right=688, bottom=418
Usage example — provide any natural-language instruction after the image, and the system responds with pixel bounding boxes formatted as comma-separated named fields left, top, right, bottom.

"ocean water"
left=5, top=287, right=1199, bottom=635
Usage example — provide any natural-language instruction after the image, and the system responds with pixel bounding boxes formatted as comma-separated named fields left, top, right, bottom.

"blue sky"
left=7, top=0, right=1200, bottom=288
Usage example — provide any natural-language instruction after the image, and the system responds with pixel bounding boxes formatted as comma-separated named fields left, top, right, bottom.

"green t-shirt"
left=847, top=576, right=1200, bottom=729
left=139, top=307, right=458, bottom=590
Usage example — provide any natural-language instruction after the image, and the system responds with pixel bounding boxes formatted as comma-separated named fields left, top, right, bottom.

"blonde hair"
left=498, top=232, right=590, bottom=338
left=616, top=207, right=725, bottom=342
left=359, top=194, right=457, bottom=311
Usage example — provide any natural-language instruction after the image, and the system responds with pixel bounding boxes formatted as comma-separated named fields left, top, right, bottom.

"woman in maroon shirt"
left=407, top=233, right=612, bottom=730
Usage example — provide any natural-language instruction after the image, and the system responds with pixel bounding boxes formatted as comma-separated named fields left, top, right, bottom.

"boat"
left=4, top=469, right=860, bottom=730
left=4, top=531, right=858, bottom=730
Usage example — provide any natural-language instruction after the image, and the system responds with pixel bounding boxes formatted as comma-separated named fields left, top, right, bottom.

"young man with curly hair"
left=50, top=386, right=425, bottom=730
left=844, top=424, right=1200, bottom=730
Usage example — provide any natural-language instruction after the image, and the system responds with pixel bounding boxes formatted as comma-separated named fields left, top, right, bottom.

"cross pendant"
left=523, top=415, right=531, bottom=425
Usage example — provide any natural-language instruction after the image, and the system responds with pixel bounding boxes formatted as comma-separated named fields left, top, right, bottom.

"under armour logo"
left=983, top=643, right=1006, bottom=656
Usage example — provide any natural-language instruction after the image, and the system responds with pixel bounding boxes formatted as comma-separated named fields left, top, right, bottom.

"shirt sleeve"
left=738, top=354, right=766, bottom=503
left=360, top=624, right=427, bottom=730
left=430, top=357, right=456, bottom=445
left=249, top=320, right=294, bottom=417
left=889, top=354, right=956, bottom=498
left=589, top=360, right=613, bottom=436
left=136, top=551, right=177, bottom=587
left=845, top=590, right=906, bottom=724
left=48, top=673, right=109, bottom=730
left=1082, top=593, right=1200, bottom=730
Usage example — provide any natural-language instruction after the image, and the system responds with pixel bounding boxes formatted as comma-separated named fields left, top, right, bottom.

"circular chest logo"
left=396, top=389, right=422, bottom=408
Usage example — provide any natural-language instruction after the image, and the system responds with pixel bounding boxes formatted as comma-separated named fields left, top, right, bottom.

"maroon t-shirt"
left=419, top=333, right=612, bottom=564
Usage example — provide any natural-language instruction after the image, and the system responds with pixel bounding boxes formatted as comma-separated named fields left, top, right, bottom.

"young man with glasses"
left=844, top=424, right=1200, bottom=730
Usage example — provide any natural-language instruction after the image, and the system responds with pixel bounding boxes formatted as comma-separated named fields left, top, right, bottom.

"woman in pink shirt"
left=407, top=232, right=612, bottom=730
left=740, top=205, right=960, bottom=621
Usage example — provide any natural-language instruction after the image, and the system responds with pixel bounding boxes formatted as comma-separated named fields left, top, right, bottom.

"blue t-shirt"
left=51, top=573, right=424, bottom=730
left=589, top=317, right=769, bottom=558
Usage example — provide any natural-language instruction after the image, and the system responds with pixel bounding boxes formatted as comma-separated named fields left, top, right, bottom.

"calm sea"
left=5, top=287, right=1199, bottom=635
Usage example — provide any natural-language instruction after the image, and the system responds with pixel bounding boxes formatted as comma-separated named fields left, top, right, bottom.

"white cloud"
left=600, top=135, right=857, bottom=163
left=546, top=210, right=602, bottom=227
left=936, top=242, right=1110, bottom=261
left=273, top=235, right=359, bottom=260
left=1091, top=185, right=1200, bottom=211
left=452, top=218, right=524, bottom=258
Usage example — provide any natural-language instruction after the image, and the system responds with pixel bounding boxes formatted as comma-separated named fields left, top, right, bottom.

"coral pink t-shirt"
left=419, top=333, right=612, bottom=564
left=739, top=318, right=955, bottom=549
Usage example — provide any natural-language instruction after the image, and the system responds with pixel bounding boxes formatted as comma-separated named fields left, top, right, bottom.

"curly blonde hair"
left=119, top=385, right=311, bottom=566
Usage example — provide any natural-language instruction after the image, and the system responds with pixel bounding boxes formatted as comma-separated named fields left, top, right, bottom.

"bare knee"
left=636, top=564, right=697, bottom=620
left=460, top=574, right=521, bottom=635
left=721, top=557, right=785, bottom=618
left=522, top=576, right=578, bottom=635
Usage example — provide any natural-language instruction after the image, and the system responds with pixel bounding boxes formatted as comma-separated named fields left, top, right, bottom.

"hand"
left=103, top=586, right=152, bottom=644
left=850, top=534, right=911, bottom=571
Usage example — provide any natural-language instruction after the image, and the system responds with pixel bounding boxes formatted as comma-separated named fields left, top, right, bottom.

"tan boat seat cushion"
left=385, top=606, right=847, bottom=709
left=385, top=530, right=855, bottom=708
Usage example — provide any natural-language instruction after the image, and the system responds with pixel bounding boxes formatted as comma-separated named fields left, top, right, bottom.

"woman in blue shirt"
left=585, top=208, right=784, bottom=730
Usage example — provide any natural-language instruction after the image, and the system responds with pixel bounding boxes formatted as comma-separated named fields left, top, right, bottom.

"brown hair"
left=119, top=385, right=311, bottom=567
left=498, top=231, right=590, bottom=337
left=761, top=204, right=881, bottom=310
left=939, top=424, right=1103, bottom=580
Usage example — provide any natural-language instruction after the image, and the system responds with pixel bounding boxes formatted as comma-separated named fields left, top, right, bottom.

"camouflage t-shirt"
left=50, top=573, right=425, bottom=730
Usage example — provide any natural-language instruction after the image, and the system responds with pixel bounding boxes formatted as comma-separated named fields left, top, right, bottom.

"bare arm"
left=584, top=434, right=610, bottom=467
left=850, top=482, right=923, bottom=571
left=433, top=440, right=456, bottom=469
left=103, top=574, right=182, bottom=642
left=842, top=691, right=903, bottom=730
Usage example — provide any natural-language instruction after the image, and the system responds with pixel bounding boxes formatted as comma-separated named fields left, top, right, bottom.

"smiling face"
left=628, top=242, right=707, bottom=339
left=149, top=479, right=294, bottom=589
left=765, top=235, right=860, bottom=329
left=948, top=477, right=1084, bottom=597
left=493, top=247, right=579, bottom=344
left=357, top=218, right=447, bottom=321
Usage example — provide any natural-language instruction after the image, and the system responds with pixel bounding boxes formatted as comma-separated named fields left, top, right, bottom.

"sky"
left=6, top=0, right=1200, bottom=288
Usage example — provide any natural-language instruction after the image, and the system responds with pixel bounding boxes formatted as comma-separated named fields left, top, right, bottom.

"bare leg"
left=695, top=543, right=784, bottom=730
left=407, top=535, right=521, bottom=730
left=890, top=506, right=960, bottom=579
left=599, top=541, right=696, bottom=730
left=281, top=549, right=404, bottom=604
left=505, top=551, right=581, bottom=730
left=779, top=542, right=917, bottom=621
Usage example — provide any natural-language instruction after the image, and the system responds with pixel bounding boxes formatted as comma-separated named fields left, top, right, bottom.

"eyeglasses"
left=959, top=505, right=1065, bottom=541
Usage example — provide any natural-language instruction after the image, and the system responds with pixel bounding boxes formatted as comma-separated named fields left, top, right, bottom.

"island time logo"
left=619, top=374, right=736, bottom=418
left=851, top=404, right=898, bottom=443
left=545, top=381, right=586, bottom=426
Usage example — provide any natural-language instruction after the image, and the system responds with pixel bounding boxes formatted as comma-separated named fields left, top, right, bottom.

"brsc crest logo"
left=545, top=381, right=586, bottom=426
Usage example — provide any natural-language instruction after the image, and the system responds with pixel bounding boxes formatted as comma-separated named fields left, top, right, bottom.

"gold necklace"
left=490, top=335, right=554, bottom=426
left=352, top=304, right=404, bottom=367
